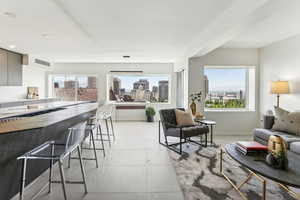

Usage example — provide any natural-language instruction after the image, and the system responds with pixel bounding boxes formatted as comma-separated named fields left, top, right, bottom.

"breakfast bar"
left=0, top=101, right=97, bottom=200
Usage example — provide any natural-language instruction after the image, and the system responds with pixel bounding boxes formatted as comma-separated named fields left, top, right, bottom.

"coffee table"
left=220, top=143, right=300, bottom=200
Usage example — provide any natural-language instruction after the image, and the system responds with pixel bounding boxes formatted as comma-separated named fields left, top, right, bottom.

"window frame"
left=106, top=73, right=172, bottom=104
left=204, top=65, right=256, bottom=112
left=48, top=74, right=98, bottom=101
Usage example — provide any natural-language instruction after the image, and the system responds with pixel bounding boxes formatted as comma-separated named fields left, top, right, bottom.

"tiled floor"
left=18, top=121, right=252, bottom=200
left=20, top=122, right=183, bottom=200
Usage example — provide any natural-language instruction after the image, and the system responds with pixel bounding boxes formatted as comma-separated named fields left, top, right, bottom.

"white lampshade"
left=271, top=81, right=289, bottom=94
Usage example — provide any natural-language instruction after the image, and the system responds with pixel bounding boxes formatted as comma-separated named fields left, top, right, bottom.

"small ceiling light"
left=123, top=55, right=130, bottom=58
left=9, top=45, right=16, bottom=49
left=41, top=34, right=50, bottom=38
left=4, top=12, right=16, bottom=18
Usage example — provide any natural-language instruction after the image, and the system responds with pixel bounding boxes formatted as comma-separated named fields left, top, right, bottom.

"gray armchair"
left=159, top=108, right=209, bottom=154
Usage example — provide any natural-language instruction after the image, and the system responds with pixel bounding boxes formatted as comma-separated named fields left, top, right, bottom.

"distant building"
left=135, top=85, right=145, bottom=101
left=113, top=77, right=121, bottom=95
left=151, top=86, right=159, bottom=101
left=88, top=77, right=97, bottom=89
left=64, top=80, right=76, bottom=89
left=120, top=88, right=126, bottom=96
left=145, top=90, right=151, bottom=101
left=204, top=75, right=209, bottom=98
left=159, top=80, right=169, bottom=102
left=239, top=90, right=243, bottom=100
left=133, top=79, right=149, bottom=90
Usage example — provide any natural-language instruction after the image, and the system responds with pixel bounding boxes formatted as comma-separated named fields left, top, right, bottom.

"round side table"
left=197, top=120, right=216, bottom=146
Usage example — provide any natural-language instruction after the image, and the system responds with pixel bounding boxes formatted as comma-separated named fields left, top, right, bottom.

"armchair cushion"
left=175, top=109, right=195, bottom=126
left=165, top=125, right=209, bottom=138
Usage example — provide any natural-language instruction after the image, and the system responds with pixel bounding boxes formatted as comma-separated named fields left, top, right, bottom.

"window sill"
left=204, top=109, right=256, bottom=113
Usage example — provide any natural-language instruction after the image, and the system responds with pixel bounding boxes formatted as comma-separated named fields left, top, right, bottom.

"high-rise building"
left=151, top=86, right=159, bottom=101
left=133, top=79, right=149, bottom=90
left=120, top=88, right=126, bottom=96
left=145, top=90, right=151, bottom=101
left=113, top=77, right=121, bottom=95
left=64, top=80, right=76, bottom=89
left=88, top=77, right=97, bottom=89
left=239, top=90, right=243, bottom=100
left=204, top=75, right=209, bottom=98
left=159, top=80, right=168, bottom=102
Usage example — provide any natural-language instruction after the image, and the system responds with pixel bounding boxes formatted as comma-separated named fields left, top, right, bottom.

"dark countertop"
left=0, top=102, right=98, bottom=134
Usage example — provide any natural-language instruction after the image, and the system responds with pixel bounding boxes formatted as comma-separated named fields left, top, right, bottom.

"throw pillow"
left=272, top=107, right=300, bottom=135
left=175, top=109, right=195, bottom=126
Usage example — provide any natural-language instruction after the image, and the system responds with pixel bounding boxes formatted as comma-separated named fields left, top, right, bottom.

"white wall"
left=48, top=63, right=176, bottom=121
left=174, top=56, right=189, bottom=108
left=188, top=48, right=260, bottom=135
left=0, top=65, right=46, bottom=101
left=260, top=34, right=300, bottom=114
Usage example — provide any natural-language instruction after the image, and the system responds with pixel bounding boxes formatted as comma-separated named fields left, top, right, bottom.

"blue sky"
left=204, top=68, right=246, bottom=91
left=115, top=75, right=168, bottom=91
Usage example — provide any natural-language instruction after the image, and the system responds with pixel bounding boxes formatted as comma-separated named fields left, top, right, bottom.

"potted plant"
left=145, top=107, right=156, bottom=122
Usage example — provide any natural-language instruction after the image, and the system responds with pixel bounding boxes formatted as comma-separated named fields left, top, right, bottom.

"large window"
left=108, top=74, right=170, bottom=103
left=204, top=66, right=255, bottom=110
left=49, top=75, right=98, bottom=101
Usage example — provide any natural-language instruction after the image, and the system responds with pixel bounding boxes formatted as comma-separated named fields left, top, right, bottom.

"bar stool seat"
left=17, top=122, right=88, bottom=200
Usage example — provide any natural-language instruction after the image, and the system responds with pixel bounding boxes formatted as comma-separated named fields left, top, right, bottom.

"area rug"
left=168, top=146, right=297, bottom=200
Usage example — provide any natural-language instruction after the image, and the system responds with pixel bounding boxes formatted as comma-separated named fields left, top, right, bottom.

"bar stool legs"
left=109, top=116, right=116, bottom=141
left=77, top=146, right=88, bottom=194
left=97, top=124, right=106, bottom=157
left=48, top=145, right=55, bottom=193
left=19, top=159, right=27, bottom=200
left=58, top=159, right=67, bottom=200
left=69, top=128, right=99, bottom=168
left=105, top=119, right=112, bottom=147
left=89, top=130, right=99, bottom=168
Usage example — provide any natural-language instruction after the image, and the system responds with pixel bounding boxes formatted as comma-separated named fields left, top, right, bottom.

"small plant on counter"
left=145, top=107, right=156, bottom=122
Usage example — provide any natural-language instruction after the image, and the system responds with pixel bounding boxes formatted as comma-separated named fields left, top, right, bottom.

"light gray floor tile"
left=148, top=165, right=181, bottom=192
left=149, top=192, right=184, bottom=200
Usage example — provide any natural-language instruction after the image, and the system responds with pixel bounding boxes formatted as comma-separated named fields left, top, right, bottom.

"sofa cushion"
left=272, top=107, right=300, bottom=136
left=166, top=125, right=209, bottom=138
left=175, top=109, right=195, bottom=126
left=290, top=142, right=300, bottom=155
left=253, top=128, right=300, bottom=149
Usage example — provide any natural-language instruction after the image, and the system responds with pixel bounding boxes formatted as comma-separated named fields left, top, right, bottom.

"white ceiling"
left=224, top=0, right=300, bottom=48
left=0, top=0, right=298, bottom=62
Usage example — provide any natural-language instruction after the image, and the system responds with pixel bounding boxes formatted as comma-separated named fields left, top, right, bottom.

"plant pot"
left=147, top=116, right=154, bottom=122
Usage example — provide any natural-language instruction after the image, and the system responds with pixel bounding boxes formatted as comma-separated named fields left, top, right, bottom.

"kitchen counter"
left=0, top=101, right=88, bottom=120
left=0, top=98, right=59, bottom=108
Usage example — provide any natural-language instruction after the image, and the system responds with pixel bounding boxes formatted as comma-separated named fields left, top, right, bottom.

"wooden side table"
left=197, top=119, right=216, bottom=146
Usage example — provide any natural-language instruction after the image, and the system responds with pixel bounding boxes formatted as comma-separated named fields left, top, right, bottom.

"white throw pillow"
left=272, top=107, right=300, bottom=135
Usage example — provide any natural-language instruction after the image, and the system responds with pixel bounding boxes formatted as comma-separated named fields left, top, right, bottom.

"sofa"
left=253, top=115, right=300, bottom=169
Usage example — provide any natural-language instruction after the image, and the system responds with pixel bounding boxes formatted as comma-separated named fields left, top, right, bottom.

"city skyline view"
left=113, top=75, right=169, bottom=92
left=204, top=68, right=246, bottom=92
left=110, top=75, right=169, bottom=103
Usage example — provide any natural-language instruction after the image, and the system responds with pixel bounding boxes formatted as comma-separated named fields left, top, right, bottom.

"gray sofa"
left=253, top=115, right=300, bottom=169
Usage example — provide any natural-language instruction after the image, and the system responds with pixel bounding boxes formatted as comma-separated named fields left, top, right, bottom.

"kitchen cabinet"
left=0, top=49, right=22, bottom=86
left=0, top=49, right=8, bottom=86
left=7, top=51, right=22, bottom=86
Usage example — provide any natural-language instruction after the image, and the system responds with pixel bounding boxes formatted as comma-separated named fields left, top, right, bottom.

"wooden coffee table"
left=220, top=143, right=300, bottom=200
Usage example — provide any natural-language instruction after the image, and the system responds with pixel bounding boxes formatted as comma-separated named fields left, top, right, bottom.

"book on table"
left=236, top=141, right=268, bottom=155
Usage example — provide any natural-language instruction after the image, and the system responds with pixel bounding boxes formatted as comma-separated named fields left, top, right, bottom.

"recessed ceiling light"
left=41, top=34, right=50, bottom=38
left=8, top=45, right=16, bottom=49
left=123, top=55, right=130, bottom=58
left=3, top=12, right=16, bottom=18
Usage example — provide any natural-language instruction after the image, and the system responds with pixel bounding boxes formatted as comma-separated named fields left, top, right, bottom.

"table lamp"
left=271, top=81, right=289, bottom=107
